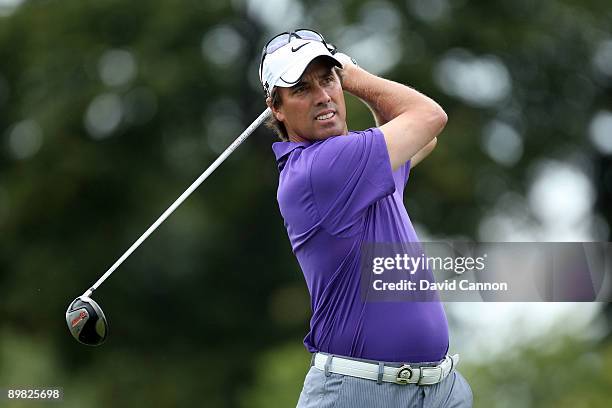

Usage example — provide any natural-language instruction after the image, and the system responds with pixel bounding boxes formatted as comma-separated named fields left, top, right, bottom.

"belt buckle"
left=395, top=364, right=413, bottom=384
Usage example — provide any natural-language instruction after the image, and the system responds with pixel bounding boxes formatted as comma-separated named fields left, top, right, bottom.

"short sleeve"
left=396, top=160, right=411, bottom=194
left=310, top=128, right=395, bottom=236
left=402, top=160, right=411, bottom=186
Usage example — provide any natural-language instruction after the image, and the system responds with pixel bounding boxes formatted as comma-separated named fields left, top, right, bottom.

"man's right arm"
left=338, top=58, right=447, bottom=171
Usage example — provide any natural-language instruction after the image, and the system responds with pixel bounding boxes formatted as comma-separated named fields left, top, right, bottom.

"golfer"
left=260, top=29, right=473, bottom=407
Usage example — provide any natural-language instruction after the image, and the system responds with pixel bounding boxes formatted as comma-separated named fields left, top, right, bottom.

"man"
left=260, top=29, right=472, bottom=407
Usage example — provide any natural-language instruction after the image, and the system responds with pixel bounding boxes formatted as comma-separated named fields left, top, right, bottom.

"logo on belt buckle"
left=396, top=365, right=412, bottom=384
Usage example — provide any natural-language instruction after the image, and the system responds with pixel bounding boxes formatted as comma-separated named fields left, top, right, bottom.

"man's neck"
left=288, top=133, right=309, bottom=143
left=287, top=129, right=349, bottom=143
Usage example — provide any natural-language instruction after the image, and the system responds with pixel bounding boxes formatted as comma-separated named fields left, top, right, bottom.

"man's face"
left=270, top=58, right=347, bottom=142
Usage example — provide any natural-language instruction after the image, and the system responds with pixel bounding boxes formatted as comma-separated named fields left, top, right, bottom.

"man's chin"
left=312, top=132, right=339, bottom=141
left=313, top=124, right=346, bottom=139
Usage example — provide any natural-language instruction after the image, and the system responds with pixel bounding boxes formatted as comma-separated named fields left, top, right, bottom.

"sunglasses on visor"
left=259, top=29, right=337, bottom=95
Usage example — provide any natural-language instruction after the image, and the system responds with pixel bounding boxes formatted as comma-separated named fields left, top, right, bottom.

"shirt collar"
left=272, top=141, right=311, bottom=171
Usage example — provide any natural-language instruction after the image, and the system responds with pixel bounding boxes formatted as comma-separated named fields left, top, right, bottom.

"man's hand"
left=334, top=52, right=357, bottom=69
left=334, top=52, right=360, bottom=93
left=333, top=52, right=358, bottom=86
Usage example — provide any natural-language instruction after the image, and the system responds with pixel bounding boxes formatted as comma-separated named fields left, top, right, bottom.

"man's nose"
left=313, top=84, right=331, bottom=105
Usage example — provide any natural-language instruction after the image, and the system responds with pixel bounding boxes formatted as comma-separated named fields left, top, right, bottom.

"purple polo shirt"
left=272, top=127, right=449, bottom=363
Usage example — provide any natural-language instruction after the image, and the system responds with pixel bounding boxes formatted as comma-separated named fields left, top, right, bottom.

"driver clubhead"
left=66, top=296, right=108, bottom=346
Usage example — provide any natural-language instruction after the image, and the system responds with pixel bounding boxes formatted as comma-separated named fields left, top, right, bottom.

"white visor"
left=260, top=39, right=343, bottom=96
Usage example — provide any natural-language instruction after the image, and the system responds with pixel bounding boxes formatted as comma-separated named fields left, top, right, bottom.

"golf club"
left=66, top=108, right=272, bottom=346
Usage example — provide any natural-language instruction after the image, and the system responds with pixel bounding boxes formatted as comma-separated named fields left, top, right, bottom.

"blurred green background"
left=1, top=0, right=611, bottom=406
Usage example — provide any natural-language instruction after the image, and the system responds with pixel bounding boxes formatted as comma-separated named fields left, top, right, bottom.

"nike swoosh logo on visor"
left=291, top=43, right=311, bottom=52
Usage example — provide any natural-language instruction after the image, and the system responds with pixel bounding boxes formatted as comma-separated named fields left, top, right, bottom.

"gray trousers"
left=296, top=364, right=473, bottom=407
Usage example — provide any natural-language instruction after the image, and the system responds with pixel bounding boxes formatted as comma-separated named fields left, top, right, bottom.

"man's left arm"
left=334, top=54, right=441, bottom=170
left=410, top=137, right=437, bottom=169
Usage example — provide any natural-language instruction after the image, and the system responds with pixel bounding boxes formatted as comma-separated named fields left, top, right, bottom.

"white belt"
left=313, top=353, right=459, bottom=386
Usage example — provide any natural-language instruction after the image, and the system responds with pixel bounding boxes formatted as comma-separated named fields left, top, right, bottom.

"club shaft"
left=83, top=108, right=272, bottom=298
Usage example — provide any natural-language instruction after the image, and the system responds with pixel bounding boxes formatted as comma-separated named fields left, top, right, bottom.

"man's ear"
left=266, top=94, right=285, bottom=122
